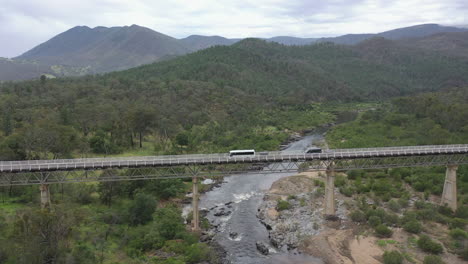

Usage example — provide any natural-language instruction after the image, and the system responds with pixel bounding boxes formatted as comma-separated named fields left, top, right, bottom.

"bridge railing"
left=1, top=145, right=467, bottom=173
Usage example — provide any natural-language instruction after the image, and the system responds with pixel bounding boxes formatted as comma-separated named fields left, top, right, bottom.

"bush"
left=368, top=216, right=381, bottom=227
left=423, top=255, right=445, bottom=264
left=335, top=175, right=347, bottom=187
left=388, top=200, right=401, bottom=212
left=276, top=200, right=291, bottom=211
left=350, top=210, right=366, bottom=223
left=185, top=243, right=212, bottom=264
left=382, top=250, right=403, bottom=264
left=449, top=218, right=467, bottom=229
left=449, top=228, right=468, bottom=240
left=340, top=186, right=354, bottom=197
left=385, top=213, right=400, bottom=227
left=403, top=220, right=422, bottom=234
left=375, top=224, right=393, bottom=238
left=417, top=235, right=443, bottom=254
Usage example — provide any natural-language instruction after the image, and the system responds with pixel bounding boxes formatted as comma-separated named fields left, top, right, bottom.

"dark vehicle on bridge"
left=305, top=147, right=322, bottom=153
left=229, top=149, right=256, bottom=157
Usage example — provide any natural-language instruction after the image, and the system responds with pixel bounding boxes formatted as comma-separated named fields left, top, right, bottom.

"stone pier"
left=191, top=176, right=200, bottom=231
left=40, top=184, right=51, bottom=209
left=441, top=165, right=458, bottom=211
left=324, top=167, right=336, bottom=216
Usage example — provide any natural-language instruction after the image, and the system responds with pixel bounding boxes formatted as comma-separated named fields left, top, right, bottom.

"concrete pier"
left=441, top=165, right=458, bottom=211
left=192, top=176, right=200, bottom=231
left=40, top=184, right=51, bottom=209
left=324, top=167, right=336, bottom=216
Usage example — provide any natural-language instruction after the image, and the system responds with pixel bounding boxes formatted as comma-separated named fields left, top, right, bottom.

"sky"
left=1, top=0, right=467, bottom=58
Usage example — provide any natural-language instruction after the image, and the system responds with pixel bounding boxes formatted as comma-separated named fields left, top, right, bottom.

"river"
left=197, top=132, right=327, bottom=264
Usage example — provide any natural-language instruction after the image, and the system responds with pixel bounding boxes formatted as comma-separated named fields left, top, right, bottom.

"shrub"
left=455, top=205, right=468, bottom=219
left=449, top=218, right=467, bottom=229
left=403, top=220, right=422, bottom=234
left=276, top=200, right=291, bottom=211
left=350, top=210, right=366, bottom=223
left=385, top=213, right=400, bottom=227
left=423, top=255, right=445, bottom=264
left=368, top=216, right=381, bottom=227
left=185, top=243, right=212, bottom=264
left=287, top=195, right=297, bottom=200
left=382, top=250, right=403, bottom=264
left=375, top=224, right=393, bottom=238
left=417, top=235, right=443, bottom=254
left=438, top=205, right=453, bottom=216
left=335, top=175, right=347, bottom=187
left=449, top=228, right=468, bottom=240
left=340, top=186, right=354, bottom=197
left=388, top=200, right=401, bottom=212
left=398, top=197, right=409, bottom=208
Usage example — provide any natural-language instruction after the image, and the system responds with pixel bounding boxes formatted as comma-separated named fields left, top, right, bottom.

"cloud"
left=0, top=0, right=467, bottom=57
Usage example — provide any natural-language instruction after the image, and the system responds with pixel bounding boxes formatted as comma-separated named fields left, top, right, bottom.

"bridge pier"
left=441, top=165, right=458, bottom=211
left=39, top=184, right=51, bottom=209
left=191, top=176, right=200, bottom=231
left=324, top=167, right=335, bottom=216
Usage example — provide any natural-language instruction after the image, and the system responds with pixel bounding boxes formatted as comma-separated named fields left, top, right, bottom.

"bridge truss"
left=1, top=153, right=467, bottom=186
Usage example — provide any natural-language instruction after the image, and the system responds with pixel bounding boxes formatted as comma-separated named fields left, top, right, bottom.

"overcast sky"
left=1, top=0, right=467, bottom=58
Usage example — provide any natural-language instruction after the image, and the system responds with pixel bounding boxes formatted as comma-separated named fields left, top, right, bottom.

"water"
left=199, top=133, right=326, bottom=264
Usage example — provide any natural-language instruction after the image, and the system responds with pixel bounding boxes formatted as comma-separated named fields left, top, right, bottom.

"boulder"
left=256, top=241, right=269, bottom=255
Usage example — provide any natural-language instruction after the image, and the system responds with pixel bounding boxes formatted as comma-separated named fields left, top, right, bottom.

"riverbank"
left=258, top=170, right=467, bottom=264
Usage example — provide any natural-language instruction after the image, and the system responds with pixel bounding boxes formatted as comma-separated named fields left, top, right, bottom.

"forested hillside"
left=1, top=38, right=468, bottom=160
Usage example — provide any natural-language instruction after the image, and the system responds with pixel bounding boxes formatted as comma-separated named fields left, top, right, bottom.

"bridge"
left=1, top=144, right=467, bottom=230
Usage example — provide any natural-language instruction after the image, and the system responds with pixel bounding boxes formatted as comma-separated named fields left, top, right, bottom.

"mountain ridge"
left=3, top=23, right=468, bottom=81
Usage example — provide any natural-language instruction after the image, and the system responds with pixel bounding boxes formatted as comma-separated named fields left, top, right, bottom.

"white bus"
left=229, top=149, right=256, bottom=157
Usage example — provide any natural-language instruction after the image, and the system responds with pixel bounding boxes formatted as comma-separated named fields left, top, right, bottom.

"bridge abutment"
left=40, top=184, right=51, bottom=209
left=324, top=167, right=335, bottom=216
left=441, top=165, right=458, bottom=211
left=191, top=176, right=200, bottom=231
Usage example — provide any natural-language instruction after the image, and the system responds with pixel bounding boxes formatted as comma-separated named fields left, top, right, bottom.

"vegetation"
left=417, top=235, right=444, bottom=254
left=375, top=224, right=393, bottom=238
left=336, top=89, right=467, bottom=261
left=382, top=250, right=404, bottom=264
left=276, top=199, right=292, bottom=211
left=423, top=255, right=445, bottom=264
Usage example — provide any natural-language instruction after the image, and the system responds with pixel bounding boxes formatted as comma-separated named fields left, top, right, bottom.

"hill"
left=0, top=58, right=53, bottom=81
left=397, top=31, right=468, bottom=58
left=16, top=25, right=190, bottom=73
left=180, top=35, right=239, bottom=50
left=318, top=23, right=468, bottom=45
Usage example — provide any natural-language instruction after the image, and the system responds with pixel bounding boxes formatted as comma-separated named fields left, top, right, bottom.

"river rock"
left=256, top=241, right=269, bottom=255
left=202, top=179, right=214, bottom=185
left=229, top=232, right=238, bottom=239
left=214, top=208, right=232, bottom=217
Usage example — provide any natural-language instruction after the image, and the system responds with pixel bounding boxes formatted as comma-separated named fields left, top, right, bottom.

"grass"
left=377, top=239, right=398, bottom=247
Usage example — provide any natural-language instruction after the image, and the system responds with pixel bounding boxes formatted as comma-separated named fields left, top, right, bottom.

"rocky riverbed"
left=257, top=171, right=356, bottom=261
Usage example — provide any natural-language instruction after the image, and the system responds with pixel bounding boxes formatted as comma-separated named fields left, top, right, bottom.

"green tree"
left=128, top=193, right=156, bottom=226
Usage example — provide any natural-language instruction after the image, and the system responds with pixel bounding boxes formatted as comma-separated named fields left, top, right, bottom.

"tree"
left=128, top=105, right=157, bottom=148
left=128, top=193, right=156, bottom=226
left=150, top=206, right=185, bottom=241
